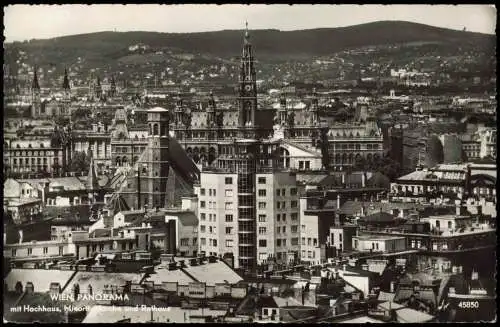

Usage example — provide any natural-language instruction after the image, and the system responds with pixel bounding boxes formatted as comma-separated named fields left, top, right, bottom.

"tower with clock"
left=237, top=22, right=258, bottom=139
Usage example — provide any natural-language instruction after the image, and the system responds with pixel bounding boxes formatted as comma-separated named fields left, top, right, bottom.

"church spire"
left=62, top=67, right=70, bottom=90
left=32, top=67, right=40, bottom=91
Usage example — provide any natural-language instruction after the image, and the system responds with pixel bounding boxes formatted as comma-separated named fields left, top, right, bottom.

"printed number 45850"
left=458, top=301, right=479, bottom=309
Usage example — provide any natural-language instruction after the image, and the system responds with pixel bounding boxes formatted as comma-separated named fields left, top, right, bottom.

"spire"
left=62, top=67, right=70, bottom=90
left=244, top=21, right=250, bottom=43
left=32, top=67, right=40, bottom=91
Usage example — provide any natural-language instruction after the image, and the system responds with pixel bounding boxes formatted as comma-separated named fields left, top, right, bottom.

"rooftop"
left=5, top=269, right=75, bottom=293
left=183, top=260, right=242, bottom=286
left=82, top=305, right=227, bottom=323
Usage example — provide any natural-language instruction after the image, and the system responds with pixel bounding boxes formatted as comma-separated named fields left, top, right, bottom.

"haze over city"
left=4, top=4, right=496, bottom=42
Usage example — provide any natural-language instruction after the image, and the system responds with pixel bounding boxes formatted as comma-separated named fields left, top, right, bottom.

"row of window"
left=329, top=143, right=382, bottom=150
left=7, top=150, right=56, bottom=156
left=11, top=246, right=64, bottom=257
left=199, top=238, right=218, bottom=247
left=302, top=237, right=318, bottom=246
left=179, top=238, right=197, bottom=246
left=7, top=143, right=48, bottom=149
left=200, top=213, right=217, bottom=222
left=200, top=188, right=217, bottom=196
left=199, top=225, right=216, bottom=234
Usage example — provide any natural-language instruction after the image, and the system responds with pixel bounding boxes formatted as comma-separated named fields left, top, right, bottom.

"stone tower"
left=237, top=22, right=258, bottom=138
left=144, top=107, right=170, bottom=209
left=31, top=67, right=41, bottom=118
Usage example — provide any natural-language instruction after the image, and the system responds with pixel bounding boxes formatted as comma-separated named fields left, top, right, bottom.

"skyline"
left=4, top=4, right=496, bottom=42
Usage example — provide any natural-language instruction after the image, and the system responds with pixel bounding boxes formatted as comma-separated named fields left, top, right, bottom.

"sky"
left=4, top=4, right=497, bottom=42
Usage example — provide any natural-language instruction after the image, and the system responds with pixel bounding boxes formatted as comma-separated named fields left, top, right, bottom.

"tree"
left=70, top=152, right=91, bottom=174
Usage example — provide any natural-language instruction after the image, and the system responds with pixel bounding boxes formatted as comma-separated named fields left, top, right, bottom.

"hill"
left=7, top=21, right=495, bottom=62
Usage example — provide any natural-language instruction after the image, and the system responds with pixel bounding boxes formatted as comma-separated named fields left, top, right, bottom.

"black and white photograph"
left=2, top=4, right=497, bottom=323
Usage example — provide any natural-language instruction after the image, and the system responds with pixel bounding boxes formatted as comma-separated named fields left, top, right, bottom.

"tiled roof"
left=5, top=269, right=75, bottom=293
left=44, top=205, right=94, bottom=222
left=360, top=212, right=395, bottom=223
left=182, top=261, right=242, bottom=286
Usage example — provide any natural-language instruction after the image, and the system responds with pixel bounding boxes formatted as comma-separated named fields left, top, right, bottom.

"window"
left=200, top=201, right=206, bottom=208
left=225, top=239, right=233, bottom=247
left=258, top=189, right=266, bottom=197
left=276, top=189, right=281, bottom=197
left=258, top=202, right=266, bottom=209
left=313, top=238, right=317, bottom=246
left=12, top=249, right=16, bottom=257
left=339, top=234, right=342, bottom=242
left=258, top=177, right=266, bottom=184
left=282, top=226, right=286, bottom=233
left=181, top=238, right=189, bottom=246
left=277, top=239, right=281, bottom=247
left=225, top=227, right=232, bottom=234
left=225, top=202, right=233, bottom=210
left=200, top=188, right=206, bottom=196
left=291, top=201, right=298, bottom=208
left=213, top=239, right=217, bottom=247
left=291, top=225, right=298, bottom=233
left=276, top=214, right=280, bottom=221
left=277, top=202, right=281, bottom=209
left=225, top=189, right=233, bottom=197
left=213, top=214, right=216, bottom=222
left=308, top=238, right=312, bottom=246
left=201, top=213, right=206, bottom=221
left=305, top=161, right=310, bottom=170
left=225, top=214, right=233, bottom=222
left=282, top=239, right=287, bottom=246
left=291, top=213, right=298, bottom=221
left=308, top=251, right=312, bottom=258
left=290, top=188, right=297, bottom=196
left=43, top=247, right=48, bottom=254
left=448, top=221, right=452, bottom=229
left=201, top=238, right=206, bottom=246
left=209, top=226, right=213, bottom=233
left=258, top=214, right=266, bottom=222
left=212, top=189, right=216, bottom=196
left=200, top=225, right=206, bottom=233
left=299, top=161, right=304, bottom=170
left=302, top=237, right=305, bottom=245
left=282, top=201, right=286, bottom=209
left=28, top=248, right=32, bottom=255
left=302, top=225, right=306, bottom=231
left=375, top=243, right=379, bottom=250
left=282, top=214, right=286, bottom=221
left=291, top=238, right=299, bottom=245
left=259, top=227, right=267, bottom=235
left=225, top=177, right=233, bottom=184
